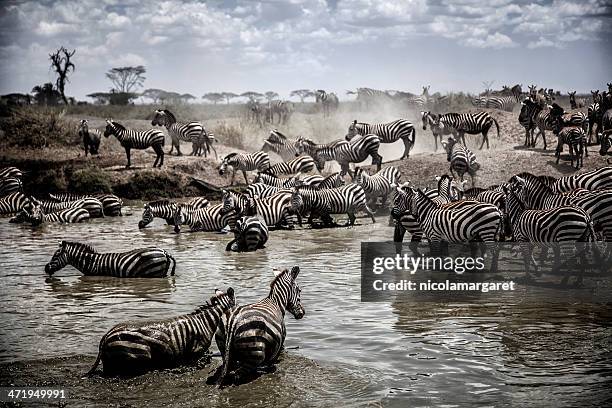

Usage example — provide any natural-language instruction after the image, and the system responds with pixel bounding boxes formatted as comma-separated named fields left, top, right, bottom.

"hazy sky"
left=0, top=0, right=610, bottom=101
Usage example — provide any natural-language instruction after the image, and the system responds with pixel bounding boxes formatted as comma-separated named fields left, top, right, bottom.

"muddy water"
left=1, top=205, right=611, bottom=407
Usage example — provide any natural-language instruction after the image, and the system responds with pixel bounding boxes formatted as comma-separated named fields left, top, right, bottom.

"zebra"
left=315, top=90, right=339, bottom=117
left=471, top=96, right=488, bottom=108
left=290, top=182, right=375, bottom=227
left=247, top=100, right=263, bottom=127
left=49, top=193, right=123, bottom=216
left=138, top=197, right=209, bottom=228
left=254, top=172, right=324, bottom=189
left=519, top=98, right=543, bottom=147
left=78, top=119, right=101, bottom=156
left=267, top=100, right=294, bottom=124
left=45, top=241, right=175, bottom=277
left=568, top=91, right=586, bottom=109
left=315, top=172, right=345, bottom=190
left=221, top=190, right=296, bottom=229
left=553, top=126, right=586, bottom=169
left=531, top=106, right=557, bottom=150
left=510, top=172, right=612, bottom=241
left=441, top=136, right=480, bottom=186
left=435, top=112, right=500, bottom=150
left=151, top=109, right=215, bottom=158
left=33, top=197, right=104, bottom=218
left=0, top=167, right=22, bottom=180
left=219, top=151, right=271, bottom=185
left=0, top=192, right=30, bottom=215
left=353, top=88, right=393, bottom=110
left=245, top=183, right=282, bottom=199
left=296, top=135, right=382, bottom=179
left=549, top=103, right=588, bottom=133
left=354, top=166, right=400, bottom=209
left=503, top=181, right=594, bottom=280
left=588, top=102, right=601, bottom=143
left=212, top=266, right=304, bottom=386
left=405, top=86, right=431, bottom=109
left=346, top=119, right=416, bottom=160
left=87, top=288, right=235, bottom=376
left=485, top=92, right=522, bottom=112
left=12, top=203, right=90, bottom=226
left=421, top=111, right=454, bottom=151
left=226, top=216, right=269, bottom=252
left=541, top=167, right=612, bottom=192
left=172, top=203, right=238, bottom=233
left=264, top=155, right=316, bottom=176
left=261, top=129, right=300, bottom=161
left=104, top=120, right=165, bottom=168
left=601, top=130, right=611, bottom=159
left=0, top=177, right=22, bottom=197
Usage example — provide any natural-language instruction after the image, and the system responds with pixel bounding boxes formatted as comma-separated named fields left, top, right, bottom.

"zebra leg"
left=125, top=147, right=131, bottom=168
left=394, top=223, right=406, bottom=254
left=555, top=142, right=562, bottom=165
left=230, top=169, right=236, bottom=186
left=401, top=138, right=411, bottom=159
left=345, top=212, right=357, bottom=227
left=480, top=129, right=490, bottom=150
left=242, top=170, right=249, bottom=185
left=155, top=144, right=164, bottom=168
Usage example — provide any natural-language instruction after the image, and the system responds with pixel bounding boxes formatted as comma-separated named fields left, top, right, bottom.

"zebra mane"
left=147, top=199, right=172, bottom=206
left=162, top=109, right=176, bottom=122
left=224, top=152, right=238, bottom=160
left=62, top=241, right=97, bottom=253
left=191, top=299, right=217, bottom=314
left=111, top=121, right=126, bottom=131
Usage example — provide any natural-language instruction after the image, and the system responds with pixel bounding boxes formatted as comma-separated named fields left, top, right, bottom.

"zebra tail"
left=165, top=251, right=177, bottom=276
left=410, top=127, right=416, bottom=145
left=85, top=333, right=107, bottom=376
left=493, top=118, right=501, bottom=138
left=218, top=315, right=237, bottom=387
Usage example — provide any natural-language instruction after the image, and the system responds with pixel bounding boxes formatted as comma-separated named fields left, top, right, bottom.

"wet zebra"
left=226, top=216, right=269, bottom=252
left=511, top=173, right=612, bottom=241
left=219, top=151, right=271, bottom=185
left=346, top=119, right=416, bottom=160
left=354, top=166, right=400, bottom=209
left=33, top=197, right=104, bottom=218
left=441, top=137, right=480, bottom=186
left=261, top=129, right=300, bottom=161
left=553, top=126, right=586, bottom=169
left=139, top=197, right=209, bottom=228
left=265, top=155, right=316, bottom=176
left=49, top=193, right=123, bottom=216
left=212, top=266, right=304, bottom=386
left=87, top=288, right=235, bottom=376
left=104, top=120, right=165, bottom=168
left=45, top=241, right=176, bottom=277
left=12, top=203, right=90, bottom=225
left=436, top=112, right=500, bottom=150
left=421, top=111, right=454, bottom=151
left=172, top=203, right=238, bottom=233
left=0, top=167, right=22, bottom=180
left=0, top=177, right=22, bottom=197
left=290, top=182, right=375, bottom=227
left=221, top=190, right=296, bottom=229
left=315, top=90, right=339, bottom=117
left=78, top=119, right=101, bottom=156
left=0, top=192, right=30, bottom=215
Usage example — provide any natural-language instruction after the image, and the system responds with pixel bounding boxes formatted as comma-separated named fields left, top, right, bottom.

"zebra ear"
left=434, top=175, right=441, bottom=181
left=226, top=287, right=235, bottom=300
left=273, top=268, right=283, bottom=277
left=353, top=120, right=357, bottom=125
left=215, top=288, right=224, bottom=296
left=290, top=266, right=300, bottom=280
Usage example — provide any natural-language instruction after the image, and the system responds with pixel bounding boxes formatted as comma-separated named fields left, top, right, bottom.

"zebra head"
left=29, top=202, right=44, bottom=226
left=171, top=203, right=183, bottom=233
left=391, top=182, right=413, bottom=219
left=441, top=137, right=456, bottom=161
left=600, top=132, right=611, bottom=156
left=138, top=203, right=153, bottom=229
left=421, top=111, right=432, bottom=130
left=45, top=241, right=70, bottom=275
left=151, top=110, right=168, bottom=127
left=78, top=119, right=88, bottom=133
left=211, top=287, right=236, bottom=310
left=9, top=208, right=30, bottom=224
left=271, top=266, right=304, bottom=319
left=219, top=153, right=237, bottom=175
left=591, top=90, right=600, bottom=102
left=103, top=119, right=122, bottom=138
left=345, top=120, right=360, bottom=141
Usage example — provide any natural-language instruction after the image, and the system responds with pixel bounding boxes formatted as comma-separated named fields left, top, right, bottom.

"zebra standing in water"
left=435, top=112, right=500, bottom=149
left=265, top=155, right=316, bottom=176
left=138, top=197, right=209, bottom=228
left=151, top=109, right=216, bottom=158
left=0, top=192, right=30, bottom=215
left=44, top=241, right=176, bottom=277
left=104, top=120, right=165, bottom=168
left=261, top=129, right=300, bottom=161
left=226, top=216, right=269, bottom=252
left=0, top=177, right=22, bottom=197
left=87, top=288, right=235, bottom=376
left=212, top=266, right=304, bottom=386
left=354, top=166, right=400, bottom=209
left=346, top=119, right=416, bottom=160
left=32, top=197, right=104, bottom=218
left=78, top=119, right=101, bottom=156
left=315, top=90, right=339, bottom=117
left=421, top=111, right=455, bottom=151
left=441, top=137, right=480, bottom=186
left=172, top=203, right=238, bottom=233
left=221, top=190, right=296, bottom=229
left=219, top=152, right=271, bottom=185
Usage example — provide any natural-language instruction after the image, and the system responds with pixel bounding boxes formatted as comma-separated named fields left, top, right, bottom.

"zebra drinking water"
left=104, top=120, right=165, bottom=168
left=226, top=216, right=269, bottom=252
left=44, top=241, right=176, bottom=277
left=221, top=190, right=296, bottom=229
left=138, top=197, right=209, bottom=228
left=172, top=203, right=238, bottom=233
left=212, top=266, right=304, bottom=386
left=346, top=119, right=416, bottom=160
left=219, top=152, right=271, bottom=185
left=87, top=288, right=235, bottom=376
left=32, top=196, right=104, bottom=218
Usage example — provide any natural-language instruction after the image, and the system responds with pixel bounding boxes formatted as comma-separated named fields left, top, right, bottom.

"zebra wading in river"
left=226, top=216, right=269, bottom=252
left=78, top=119, right=101, bottom=156
left=435, top=112, right=500, bottom=150
left=104, top=120, right=165, bottom=168
left=346, top=119, right=416, bottom=160
left=172, top=203, right=239, bottom=233
left=211, top=266, right=304, bottom=386
left=44, top=241, right=176, bottom=277
left=0, top=192, right=30, bottom=215
left=441, top=137, right=480, bottom=186
left=49, top=193, right=123, bottom=216
left=32, top=196, right=104, bottom=218
left=11, top=203, right=90, bottom=226
left=221, top=190, right=296, bottom=229
left=421, top=111, right=455, bottom=151
left=219, top=152, right=271, bottom=185
left=87, top=288, right=235, bottom=376
left=138, top=197, right=209, bottom=228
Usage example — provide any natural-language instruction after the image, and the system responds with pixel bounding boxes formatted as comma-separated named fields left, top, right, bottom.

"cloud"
left=34, top=21, right=78, bottom=36
left=462, top=32, right=517, bottom=49
left=527, top=37, right=560, bottom=49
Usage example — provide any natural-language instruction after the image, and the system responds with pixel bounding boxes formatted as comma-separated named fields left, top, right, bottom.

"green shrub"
left=0, top=107, right=78, bottom=148
left=68, top=166, right=113, bottom=194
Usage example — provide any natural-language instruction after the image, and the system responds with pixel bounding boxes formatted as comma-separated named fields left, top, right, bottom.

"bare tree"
left=290, top=89, right=314, bottom=103
left=49, top=46, right=75, bottom=105
left=106, top=66, right=146, bottom=93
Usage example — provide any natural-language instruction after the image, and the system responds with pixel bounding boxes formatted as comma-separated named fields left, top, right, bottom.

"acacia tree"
left=32, top=83, right=61, bottom=105
left=240, top=91, right=263, bottom=102
left=49, top=46, right=75, bottom=105
left=221, top=92, right=238, bottom=104
left=290, top=89, right=314, bottom=103
left=264, top=91, right=279, bottom=102
left=106, top=66, right=146, bottom=93
left=142, top=88, right=167, bottom=104
left=202, top=92, right=224, bottom=104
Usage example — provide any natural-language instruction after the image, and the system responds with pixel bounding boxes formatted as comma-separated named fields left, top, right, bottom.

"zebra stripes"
left=0, top=167, right=22, bottom=180
left=267, top=100, right=294, bottom=124
left=0, top=192, right=30, bottom=215
left=436, top=112, right=500, bottom=150
left=354, top=166, right=400, bottom=209
left=543, top=167, right=612, bottom=192
left=315, top=90, right=339, bottom=117
left=78, top=119, right=101, bottom=156
left=151, top=109, right=215, bottom=157
left=104, top=120, right=165, bottom=168
left=0, top=177, right=22, bottom=197
left=213, top=266, right=304, bottom=386
left=219, top=151, right=271, bottom=185
left=33, top=197, right=104, bottom=218
left=587, top=102, right=600, bottom=142
left=265, top=155, right=316, bottom=176
left=45, top=241, right=176, bottom=277
left=49, top=193, right=123, bottom=216
left=531, top=107, right=557, bottom=150
left=261, top=129, right=300, bottom=160
left=568, top=91, right=586, bottom=109
left=221, top=190, right=295, bottom=229
left=138, top=197, right=209, bottom=228
left=12, top=203, right=90, bottom=225
left=518, top=99, right=542, bottom=147
left=87, top=288, right=235, bottom=376
left=226, top=216, right=269, bottom=252
left=421, top=111, right=454, bottom=151
left=172, top=203, right=238, bottom=233
left=346, top=119, right=416, bottom=160
left=254, top=172, right=324, bottom=189
left=441, top=137, right=480, bottom=186
left=554, top=126, right=586, bottom=169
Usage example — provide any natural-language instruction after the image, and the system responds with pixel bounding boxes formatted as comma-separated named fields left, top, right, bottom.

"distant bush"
left=68, top=166, right=113, bottom=194
left=114, top=170, right=186, bottom=200
left=0, top=107, right=78, bottom=148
